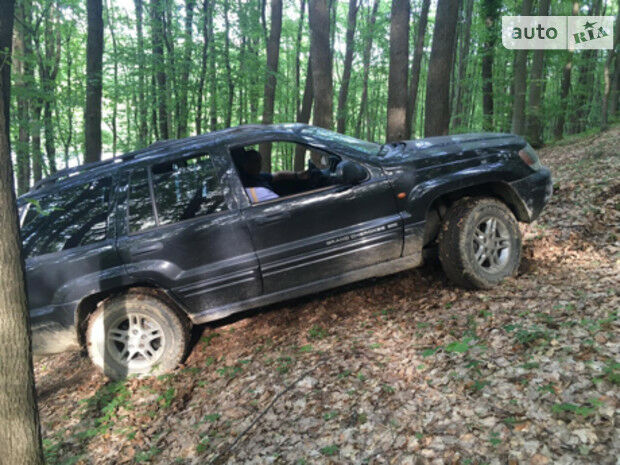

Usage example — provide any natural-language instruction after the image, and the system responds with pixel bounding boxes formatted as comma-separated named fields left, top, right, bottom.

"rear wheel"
left=86, top=292, right=189, bottom=380
left=438, top=197, right=521, bottom=289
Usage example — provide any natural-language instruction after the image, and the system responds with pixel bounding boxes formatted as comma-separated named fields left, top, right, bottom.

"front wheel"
left=86, top=292, right=189, bottom=380
left=438, top=197, right=522, bottom=289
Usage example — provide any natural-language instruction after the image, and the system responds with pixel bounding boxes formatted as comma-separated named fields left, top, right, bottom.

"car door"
left=239, top=148, right=404, bottom=295
left=115, top=151, right=262, bottom=318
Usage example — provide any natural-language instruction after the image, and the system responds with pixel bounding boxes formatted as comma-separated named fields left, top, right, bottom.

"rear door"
left=236, top=144, right=403, bottom=295
left=116, top=151, right=261, bottom=317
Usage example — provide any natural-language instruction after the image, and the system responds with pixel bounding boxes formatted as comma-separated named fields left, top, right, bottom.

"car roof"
left=18, top=123, right=311, bottom=203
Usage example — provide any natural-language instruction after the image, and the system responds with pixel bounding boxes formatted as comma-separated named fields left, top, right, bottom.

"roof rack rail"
left=26, top=138, right=180, bottom=194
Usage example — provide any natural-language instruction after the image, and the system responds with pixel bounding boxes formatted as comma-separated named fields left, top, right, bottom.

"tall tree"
left=552, top=1, right=579, bottom=139
left=13, top=0, right=32, bottom=193
left=259, top=0, right=283, bottom=172
left=336, top=0, right=359, bottom=133
left=151, top=0, right=169, bottom=139
left=511, top=0, right=534, bottom=135
left=355, top=0, right=379, bottom=138
left=85, top=0, right=104, bottom=163
left=309, top=0, right=334, bottom=130
left=405, top=0, right=430, bottom=137
left=195, top=0, right=211, bottom=134
left=134, top=0, right=148, bottom=145
left=177, top=0, right=195, bottom=138
left=601, top=8, right=619, bottom=130
left=481, top=0, right=501, bottom=131
left=0, top=0, right=45, bottom=461
left=525, top=0, right=551, bottom=147
left=295, top=56, right=313, bottom=170
left=424, top=0, right=459, bottom=137
left=386, top=0, right=410, bottom=142
left=104, top=0, right=119, bottom=155
left=452, top=0, right=473, bottom=129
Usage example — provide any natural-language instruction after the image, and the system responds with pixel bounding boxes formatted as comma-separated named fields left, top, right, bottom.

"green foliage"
left=319, top=444, right=339, bottom=457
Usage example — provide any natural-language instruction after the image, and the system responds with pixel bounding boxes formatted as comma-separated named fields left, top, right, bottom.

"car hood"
left=375, top=132, right=526, bottom=167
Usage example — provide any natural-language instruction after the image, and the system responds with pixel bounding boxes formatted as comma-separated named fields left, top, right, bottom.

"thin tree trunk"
left=511, top=0, right=534, bottom=135
left=195, top=0, right=211, bottom=134
left=294, top=0, right=306, bottom=118
left=309, top=0, right=334, bottom=130
left=134, top=0, right=148, bottom=145
left=177, top=0, right=195, bottom=137
left=336, top=0, right=359, bottom=133
left=85, top=0, right=103, bottom=163
left=601, top=8, right=619, bottom=130
left=424, top=0, right=459, bottom=137
left=208, top=3, right=217, bottom=131
left=405, top=0, right=430, bottom=138
left=31, top=103, right=43, bottom=182
left=386, top=0, right=410, bottom=142
left=355, top=0, right=379, bottom=138
left=259, top=0, right=283, bottom=172
left=13, top=1, right=31, bottom=193
left=0, top=0, right=45, bottom=460
left=223, top=0, right=234, bottom=128
left=481, top=0, right=500, bottom=131
left=525, top=0, right=550, bottom=147
left=105, top=0, right=119, bottom=155
left=295, top=57, right=313, bottom=170
left=151, top=0, right=168, bottom=139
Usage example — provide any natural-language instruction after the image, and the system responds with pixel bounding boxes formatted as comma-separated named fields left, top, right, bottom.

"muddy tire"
left=86, top=292, right=189, bottom=380
left=438, top=197, right=521, bottom=289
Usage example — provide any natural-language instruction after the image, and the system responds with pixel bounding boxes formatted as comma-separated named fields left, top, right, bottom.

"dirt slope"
left=36, top=127, right=619, bottom=465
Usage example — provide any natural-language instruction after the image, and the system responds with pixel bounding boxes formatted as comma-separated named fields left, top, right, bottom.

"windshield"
left=300, top=127, right=381, bottom=158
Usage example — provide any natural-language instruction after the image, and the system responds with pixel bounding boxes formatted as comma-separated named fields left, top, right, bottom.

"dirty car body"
left=18, top=124, right=552, bottom=356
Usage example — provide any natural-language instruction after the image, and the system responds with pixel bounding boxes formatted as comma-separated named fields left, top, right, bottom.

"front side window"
left=21, top=177, right=112, bottom=258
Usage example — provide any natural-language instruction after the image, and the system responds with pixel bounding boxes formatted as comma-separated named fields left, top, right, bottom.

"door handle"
left=129, top=242, right=164, bottom=256
left=254, top=213, right=290, bottom=225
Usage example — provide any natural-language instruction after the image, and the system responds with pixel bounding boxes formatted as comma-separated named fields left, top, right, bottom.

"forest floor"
left=36, top=126, right=619, bottom=465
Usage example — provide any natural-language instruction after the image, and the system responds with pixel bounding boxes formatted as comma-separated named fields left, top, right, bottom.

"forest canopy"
left=9, top=0, right=619, bottom=194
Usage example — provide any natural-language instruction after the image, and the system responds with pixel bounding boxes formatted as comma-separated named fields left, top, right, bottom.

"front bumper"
left=509, top=167, right=553, bottom=222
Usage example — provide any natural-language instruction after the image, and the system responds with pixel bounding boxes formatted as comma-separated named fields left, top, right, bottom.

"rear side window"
left=127, top=153, right=227, bottom=233
left=152, top=153, right=227, bottom=226
left=21, top=177, right=112, bottom=258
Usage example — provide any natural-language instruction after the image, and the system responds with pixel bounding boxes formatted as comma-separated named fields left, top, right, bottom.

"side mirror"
left=337, top=161, right=367, bottom=185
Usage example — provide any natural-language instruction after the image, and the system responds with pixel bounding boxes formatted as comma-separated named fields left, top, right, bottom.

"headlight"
left=518, top=144, right=542, bottom=171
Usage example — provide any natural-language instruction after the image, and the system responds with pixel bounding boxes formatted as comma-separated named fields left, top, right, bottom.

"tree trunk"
left=31, top=103, right=43, bottom=182
left=424, top=0, right=459, bottom=137
left=525, top=0, right=550, bottom=147
left=336, top=0, right=359, bottom=133
left=0, top=1, right=45, bottom=460
left=405, top=0, right=430, bottom=138
left=385, top=0, right=410, bottom=142
left=85, top=0, right=104, bottom=163
left=481, top=0, right=500, bottom=131
left=552, top=2, right=579, bottom=139
left=223, top=0, right=234, bottom=128
left=208, top=3, right=217, bottom=131
left=134, top=0, right=148, bottom=145
left=295, top=57, right=313, bottom=170
left=355, top=0, right=379, bottom=138
left=151, top=0, right=168, bottom=139
left=601, top=8, right=619, bottom=130
left=510, top=0, right=534, bottom=135
left=309, top=0, right=334, bottom=130
left=13, top=0, right=31, bottom=193
left=105, top=0, right=119, bottom=155
left=294, top=0, right=306, bottom=118
left=177, top=0, right=195, bottom=138
left=196, top=0, right=211, bottom=134
left=259, top=0, right=283, bottom=172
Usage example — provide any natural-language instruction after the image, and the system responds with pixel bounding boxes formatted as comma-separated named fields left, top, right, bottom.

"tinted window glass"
left=21, top=177, right=112, bottom=258
left=152, top=153, right=226, bottom=225
left=128, top=169, right=157, bottom=233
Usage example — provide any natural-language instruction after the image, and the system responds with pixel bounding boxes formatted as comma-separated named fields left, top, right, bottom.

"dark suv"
left=19, top=124, right=552, bottom=379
